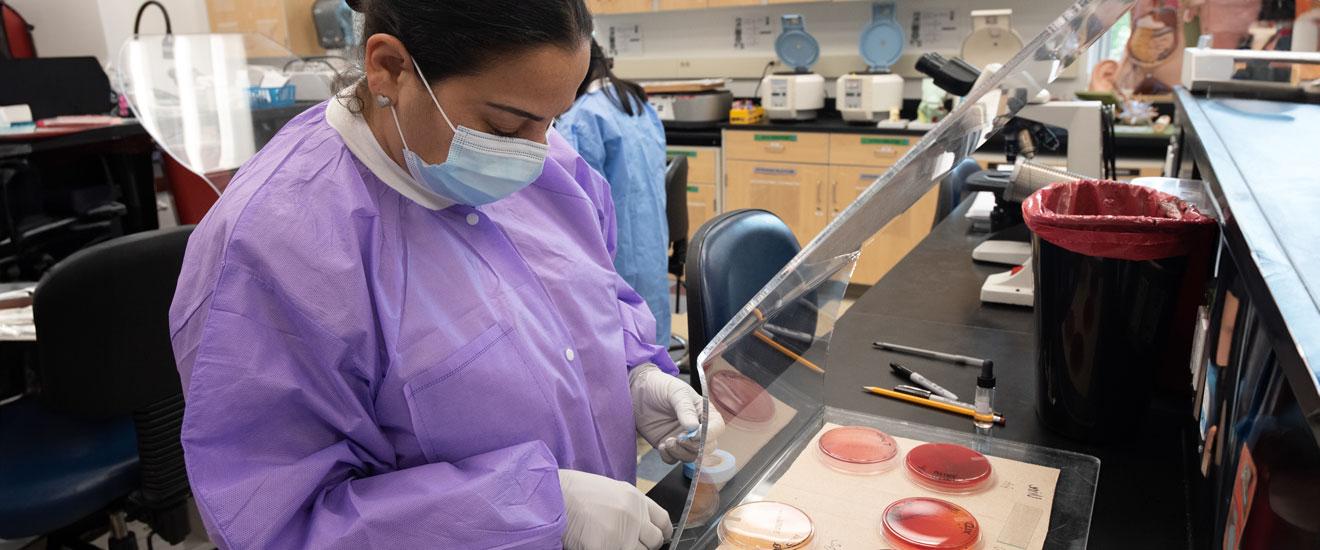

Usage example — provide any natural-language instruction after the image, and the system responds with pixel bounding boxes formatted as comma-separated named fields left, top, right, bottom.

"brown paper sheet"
left=719, top=423, right=1061, bottom=550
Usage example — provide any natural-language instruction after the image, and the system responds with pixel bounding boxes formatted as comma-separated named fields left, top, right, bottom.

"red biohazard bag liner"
left=1022, top=179, right=1216, bottom=261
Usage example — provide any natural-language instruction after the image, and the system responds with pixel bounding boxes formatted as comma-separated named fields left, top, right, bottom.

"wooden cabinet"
left=725, top=160, right=829, bottom=242
left=670, top=147, right=718, bottom=185
left=829, top=166, right=941, bottom=284
left=724, top=131, right=829, bottom=164
left=723, top=129, right=938, bottom=286
left=707, top=0, right=762, bottom=6
left=686, top=184, right=717, bottom=239
left=658, top=0, right=708, bottom=9
left=668, top=146, right=722, bottom=238
left=206, top=0, right=325, bottom=57
left=587, top=0, right=654, bottom=14
left=829, top=134, right=914, bottom=168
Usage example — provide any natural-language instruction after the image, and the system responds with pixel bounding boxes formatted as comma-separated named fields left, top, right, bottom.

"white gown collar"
left=325, top=96, right=454, bottom=211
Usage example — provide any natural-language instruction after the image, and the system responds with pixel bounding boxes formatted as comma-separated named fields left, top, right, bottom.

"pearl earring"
left=375, top=94, right=392, bottom=107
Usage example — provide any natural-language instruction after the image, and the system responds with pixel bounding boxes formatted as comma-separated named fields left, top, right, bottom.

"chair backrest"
left=685, top=209, right=800, bottom=385
left=33, top=226, right=193, bottom=417
left=935, top=157, right=983, bottom=226
left=664, top=155, right=689, bottom=243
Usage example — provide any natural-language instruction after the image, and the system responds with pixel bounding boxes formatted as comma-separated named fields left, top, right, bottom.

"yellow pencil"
left=862, top=386, right=1006, bottom=426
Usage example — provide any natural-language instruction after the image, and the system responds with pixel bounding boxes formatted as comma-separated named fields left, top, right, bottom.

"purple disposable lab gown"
left=169, top=103, right=676, bottom=549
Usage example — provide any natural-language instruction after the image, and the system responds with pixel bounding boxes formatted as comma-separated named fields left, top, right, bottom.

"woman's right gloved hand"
left=559, top=469, right=672, bottom=550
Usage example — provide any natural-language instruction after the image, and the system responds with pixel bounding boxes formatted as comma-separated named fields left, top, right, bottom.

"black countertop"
left=0, top=122, right=150, bottom=159
left=826, top=200, right=1193, bottom=548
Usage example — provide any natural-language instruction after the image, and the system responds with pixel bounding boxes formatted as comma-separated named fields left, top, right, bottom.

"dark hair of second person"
left=577, top=40, right=649, bottom=117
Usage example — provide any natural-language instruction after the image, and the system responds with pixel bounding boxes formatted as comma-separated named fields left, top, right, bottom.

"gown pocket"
left=402, top=318, right=555, bottom=465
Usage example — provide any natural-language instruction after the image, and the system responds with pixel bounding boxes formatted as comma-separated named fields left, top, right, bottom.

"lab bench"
left=647, top=197, right=1195, bottom=548
left=1171, top=88, right=1320, bottom=548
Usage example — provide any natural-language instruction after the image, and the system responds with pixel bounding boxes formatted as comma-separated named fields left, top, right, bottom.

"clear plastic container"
left=904, top=443, right=994, bottom=494
left=882, top=497, right=981, bottom=550
left=816, top=426, right=900, bottom=475
left=717, top=501, right=815, bottom=549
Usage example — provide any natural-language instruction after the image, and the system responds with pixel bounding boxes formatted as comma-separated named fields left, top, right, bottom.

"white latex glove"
left=559, top=469, right=671, bottom=550
left=630, top=363, right=726, bottom=464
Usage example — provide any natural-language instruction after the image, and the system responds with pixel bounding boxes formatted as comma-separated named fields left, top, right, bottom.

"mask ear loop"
left=410, top=56, right=457, bottom=132
left=388, top=104, right=413, bottom=151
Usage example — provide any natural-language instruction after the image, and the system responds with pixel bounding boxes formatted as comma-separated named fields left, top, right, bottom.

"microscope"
left=917, top=53, right=1104, bottom=307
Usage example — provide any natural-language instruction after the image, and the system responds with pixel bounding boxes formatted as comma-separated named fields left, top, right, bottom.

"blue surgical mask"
left=389, top=58, right=548, bottom=206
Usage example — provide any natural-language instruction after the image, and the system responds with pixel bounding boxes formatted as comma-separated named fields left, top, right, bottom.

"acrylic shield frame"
left=675, top=0, right=1135, bottom=547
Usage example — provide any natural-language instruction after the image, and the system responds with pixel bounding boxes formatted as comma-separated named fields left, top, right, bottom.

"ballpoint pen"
left=873, top=341, right=990, bottom=368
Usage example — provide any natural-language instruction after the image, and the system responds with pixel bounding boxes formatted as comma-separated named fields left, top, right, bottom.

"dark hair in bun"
left=359, top=0, right=591, bottom=82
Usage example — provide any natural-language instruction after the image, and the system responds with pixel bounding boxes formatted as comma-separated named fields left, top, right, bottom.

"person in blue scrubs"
left=559, top=41, right=672, bottom=344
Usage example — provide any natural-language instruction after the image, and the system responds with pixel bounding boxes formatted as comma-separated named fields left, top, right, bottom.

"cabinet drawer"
left=707, top=0, right=760, bottom=6
left=668, top=146, right=719, bottom=185
left=725, top=160, right=829, bottom=241
left=686, top=183, right=717, bottom=238
left=829, top=134, right=914, bottom=168
left=723, top=130, right=829, bottom=164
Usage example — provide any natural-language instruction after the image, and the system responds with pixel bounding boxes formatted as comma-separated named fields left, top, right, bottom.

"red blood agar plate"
left=882, top=497, right=981, bottom=550
left=708, top=370, right=775, bottom=429
left=905, top=443, right=994, bottom=494
left=816, top=426, right=900, bottom=475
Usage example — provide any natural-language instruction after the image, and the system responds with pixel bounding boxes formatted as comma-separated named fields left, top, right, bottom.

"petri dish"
left=708, top=370, right=776, bottom=429
left=686, top=481, right=721, bottom=526
left=717, top=501, right=815, bottom=549
left=905, top=443, right=994, bottom=494
left=817, top=426, right=900, bottom=475
left=882, top=497, right=981, bottom=550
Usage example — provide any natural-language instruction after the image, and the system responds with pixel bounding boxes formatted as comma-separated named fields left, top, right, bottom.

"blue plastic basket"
left=248, top=84, right=297, bottom=110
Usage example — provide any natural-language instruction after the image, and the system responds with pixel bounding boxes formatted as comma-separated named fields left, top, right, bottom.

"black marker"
left=891, top=363, right=960, bottom=401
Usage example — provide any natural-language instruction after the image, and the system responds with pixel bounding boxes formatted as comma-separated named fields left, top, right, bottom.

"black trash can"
left=1024, top=180, right=1216, bottom=442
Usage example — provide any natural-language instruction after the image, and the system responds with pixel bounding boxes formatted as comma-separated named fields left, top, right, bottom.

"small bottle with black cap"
left=973, top=360, right=996, bottom=431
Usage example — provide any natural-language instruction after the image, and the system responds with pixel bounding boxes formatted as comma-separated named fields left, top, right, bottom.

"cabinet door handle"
left=815, top=181, right=823, bottom=213
left=831, top=180, right=839, bottom=213
left=873, top=146, right=898, bottom=157
left=765, top=142, right=786, bottom=153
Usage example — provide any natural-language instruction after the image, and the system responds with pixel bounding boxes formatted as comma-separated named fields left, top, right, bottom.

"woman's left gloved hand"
left=629, top=363, right=725, bottom=464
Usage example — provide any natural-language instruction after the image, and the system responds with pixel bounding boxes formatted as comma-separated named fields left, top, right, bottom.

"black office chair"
left=0, top=158, right=128, bottom=281
left=664, top=156, right=691, bottom=370
left=0, top=226, right=195, bottom=548
left=685, top=209, right=801, bottom=393
left=934, top=158, right=983, bottom=226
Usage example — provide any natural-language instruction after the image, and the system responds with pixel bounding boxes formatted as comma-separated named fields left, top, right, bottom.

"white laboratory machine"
left=761, top=15, right=826, bottom=121
left=837, top=2, right=906, bottom=123
left=961, top=9, right=1024, bottom=70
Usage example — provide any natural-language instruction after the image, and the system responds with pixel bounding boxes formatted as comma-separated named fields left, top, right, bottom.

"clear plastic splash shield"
left=676, top=0, right=1133, bottom=546
left=116, top=33, right=332, bottom=193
